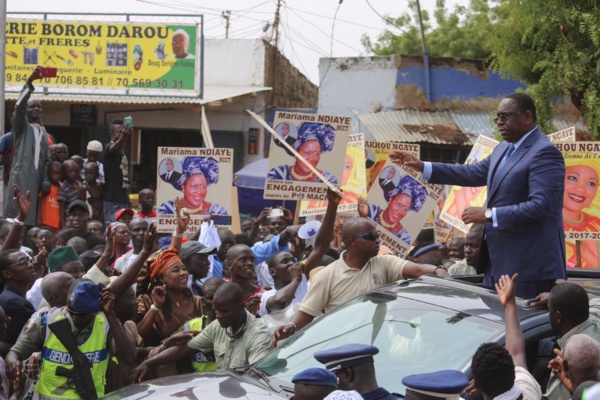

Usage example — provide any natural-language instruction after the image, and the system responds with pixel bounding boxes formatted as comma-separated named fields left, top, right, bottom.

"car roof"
left=372, top=275, right=549, bottom=326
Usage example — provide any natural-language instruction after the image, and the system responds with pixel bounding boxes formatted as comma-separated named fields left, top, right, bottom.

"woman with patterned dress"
left=159, top=156, right=229, bottom=216
left=268, top=122, right=339, bottom=185
left=563, top=163, right=600, bottom=268
left=366, top=175, right=428, bottom=245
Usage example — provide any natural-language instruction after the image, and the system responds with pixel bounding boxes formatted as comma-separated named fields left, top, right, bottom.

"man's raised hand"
left=389, top=151, right=425, bottom=172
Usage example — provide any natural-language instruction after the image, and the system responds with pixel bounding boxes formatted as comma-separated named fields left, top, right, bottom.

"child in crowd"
left=58, top=159, right=83, bottom=227
left=137, top=188, right=156, bottom=220
left=81, top=140, right=105, bottom=184
left=38, top=161, right=62, bottom=231
left=83, top=161, right=104, bottom=222
left=70, top=155, right=84, bottom=183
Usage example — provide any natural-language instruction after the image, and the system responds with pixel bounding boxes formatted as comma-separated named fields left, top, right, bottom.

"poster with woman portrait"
left=366, top=160, right=443, bottom=257
left=555, top=142, right=600, bottom=269
left=264, top=111, right=351, bottom=201
left=156, top=147, right=233, bottom=234
left=364, top=141, right=420, bottom=191
left=439, top=135, right=499, bottom=233
left=299, top=133, right=367, bottom=216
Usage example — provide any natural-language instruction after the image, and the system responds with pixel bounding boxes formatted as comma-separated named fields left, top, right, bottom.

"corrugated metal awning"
left=450, top=110, right=497, bottom=140
left=4, top=85, right=271, bottom=105
left=358, top=110, right=475, bottom=145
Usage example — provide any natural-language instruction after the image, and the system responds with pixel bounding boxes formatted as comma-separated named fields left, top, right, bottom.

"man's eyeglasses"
left=351, top=231, right=379, bottom=241
left=493, top=112, right=521, bottom=124
left=7, top=257, right=32, bottom=269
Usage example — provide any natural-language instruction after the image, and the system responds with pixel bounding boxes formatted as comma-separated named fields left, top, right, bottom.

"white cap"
left=87, top=140, right=103, bottom=152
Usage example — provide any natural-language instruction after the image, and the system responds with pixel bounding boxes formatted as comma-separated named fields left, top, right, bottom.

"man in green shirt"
left=132, top=282, right=272, bottom=382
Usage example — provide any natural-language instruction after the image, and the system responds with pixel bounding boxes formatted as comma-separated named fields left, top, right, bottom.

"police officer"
left=314, top=344, right=399, bottom=400
left=292, top=367, right=337, bottom=400
left=6, top=280, right=134, bottom=399
left=402, top=370, right=469, bottom=399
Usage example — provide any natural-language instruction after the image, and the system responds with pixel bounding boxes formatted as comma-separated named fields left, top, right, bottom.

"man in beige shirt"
left=273, top=218, right=449, bottom=344
left=132, top=282, right=272, bottom=382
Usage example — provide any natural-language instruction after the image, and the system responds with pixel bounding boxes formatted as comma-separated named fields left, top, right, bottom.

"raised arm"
left=249, top=208, right=270, bottom=243
left=1, top=185, right=30, bottom=251
left=12, top=68, right=41, bottom=137
left=496, top=273, right=527, bottom=368
left=172, top=197, right=189, bottom=254
left=109, top=223, right=157, bottom=297
left=108, top=124, right=131, bottom=154
left=101, top=287, right=135, bottom=364
left=303, top=188, right=342, bottom=277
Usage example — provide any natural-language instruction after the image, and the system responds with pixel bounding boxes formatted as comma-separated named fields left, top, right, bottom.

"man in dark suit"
left=160, top=158, right=181, bottom=184
left=391, top=93, right=566, bottom=298
left=378, top=167, right=397, bottom=192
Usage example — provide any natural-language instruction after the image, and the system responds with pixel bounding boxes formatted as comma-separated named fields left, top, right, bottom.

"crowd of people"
left=0, top=69, right=595, bottom=400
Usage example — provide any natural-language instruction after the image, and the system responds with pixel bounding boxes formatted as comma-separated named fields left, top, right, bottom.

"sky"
left=8, top=0, right=469, bottom=84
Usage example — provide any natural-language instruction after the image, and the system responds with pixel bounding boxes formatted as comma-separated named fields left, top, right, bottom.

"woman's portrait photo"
left=158, top=156, right=229, bottom=216
left=563, top=159, right=600, bottom=268
left=268, top=122, right=339, bottom=185
left=366, top=174, right=428, bottom=245
left=304, top=141, right=367, bottom=211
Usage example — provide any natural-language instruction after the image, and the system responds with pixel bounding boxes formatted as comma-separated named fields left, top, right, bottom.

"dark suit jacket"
left=161, top=170, right=182, bottom=184
left=430, top=128, right=566, bottom=284
left=379, top=178, right=396, bottom=192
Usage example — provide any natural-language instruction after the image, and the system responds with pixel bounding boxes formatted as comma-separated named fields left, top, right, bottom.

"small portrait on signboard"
left=268, top=122, right=339, bottom=185
left=158, top=156, right=229, bottom=216
left=274, top=122, right=298, bottom=148
left=378, top=166, right=399, bottom=192
left=367, top=174, right=428, bottom=245
left=159, top=158, right=183, bottom=186
left=171, top=29, right=194, bottom=59
left=365, top=147, right=376, bottom=169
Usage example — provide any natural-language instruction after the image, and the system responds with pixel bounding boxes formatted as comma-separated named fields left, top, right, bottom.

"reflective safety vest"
left=36, top=310, right=110, bottom=399
left=183, top=316, right=217, bottom=372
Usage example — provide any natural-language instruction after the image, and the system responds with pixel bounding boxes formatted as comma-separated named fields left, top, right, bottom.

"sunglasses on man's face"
left=352, top=231, right=379, bottom=241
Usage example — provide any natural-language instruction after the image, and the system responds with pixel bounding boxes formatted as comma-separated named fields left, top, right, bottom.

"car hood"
left=102, top=370, right=287, bottom=399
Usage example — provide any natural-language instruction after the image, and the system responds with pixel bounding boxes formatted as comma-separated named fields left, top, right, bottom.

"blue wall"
left=396, top=66, right=525, bottom=101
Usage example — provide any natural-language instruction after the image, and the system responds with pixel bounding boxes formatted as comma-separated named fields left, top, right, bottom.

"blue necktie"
left=497, top=144, right=515, bottom=172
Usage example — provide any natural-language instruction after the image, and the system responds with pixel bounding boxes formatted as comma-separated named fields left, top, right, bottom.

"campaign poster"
left=555, top=142, right=600, bottom=269
left=433, top=185, right=454, bottom=243
left=299, top=133, right=367, bottom=216
left=365, top=141, right=420, bottom=191
left=264, top=111, right=350, bottom=201
left=6, top=20, right=199, bottom=93
left=366, top=160, right=443, bottom=257
left=156, top=147, right=233, bottom=234
left=439, top=135, right=499, bottom=233
left=548, top=126, right=576, bottom=143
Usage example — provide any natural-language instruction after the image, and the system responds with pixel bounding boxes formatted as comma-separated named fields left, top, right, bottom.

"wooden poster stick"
left=576, top=240, right=582, bottom=268
left=201, top=106, right=214, bottom=149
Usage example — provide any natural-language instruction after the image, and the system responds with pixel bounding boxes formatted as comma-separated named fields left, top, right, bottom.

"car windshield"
left=257, top=291, right=503, bottom=395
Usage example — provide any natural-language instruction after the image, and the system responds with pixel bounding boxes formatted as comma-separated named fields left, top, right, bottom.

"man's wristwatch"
left=484, top=208, right=493, bottom=222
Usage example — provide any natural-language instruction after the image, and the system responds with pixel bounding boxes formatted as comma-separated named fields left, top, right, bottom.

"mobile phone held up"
left=38, top=67, right=58, bottom=78
left=123, top=116, right=133, bottom=131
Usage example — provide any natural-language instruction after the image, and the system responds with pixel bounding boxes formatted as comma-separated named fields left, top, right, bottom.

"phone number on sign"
left=567, top=232, right=600, bottom=240
left=6, top=74, right=186, bottom=89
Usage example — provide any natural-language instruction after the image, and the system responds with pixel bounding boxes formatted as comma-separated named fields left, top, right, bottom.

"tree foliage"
left=361, top=0, right=501, bottom=59
left=362, top=0, right=600, bottom=137
left=489, top=0, right=600, bottom=138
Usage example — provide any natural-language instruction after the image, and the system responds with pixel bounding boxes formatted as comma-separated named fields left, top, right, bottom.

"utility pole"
left=0, top=0, right=6, bottom=136
left=222, top=10, right=231, bottom=38
left=415, top=0, right=431, bottom=101
left=270, top=0, right=281, bottom=106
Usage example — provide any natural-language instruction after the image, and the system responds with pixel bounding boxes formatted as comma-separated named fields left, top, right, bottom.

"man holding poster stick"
left=391, top=93, right=566, bottom=298
left=273, top=217, right=449, bottom=345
